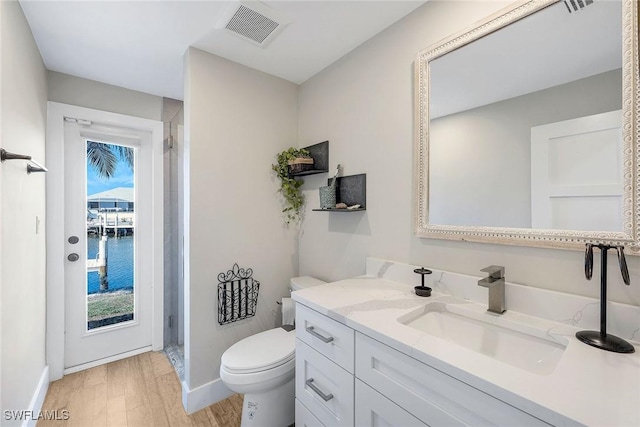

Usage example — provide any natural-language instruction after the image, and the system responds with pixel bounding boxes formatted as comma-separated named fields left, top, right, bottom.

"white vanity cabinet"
left=295, top=304, right=355, bottom=426
left=295, top=303, right=552, bottom=427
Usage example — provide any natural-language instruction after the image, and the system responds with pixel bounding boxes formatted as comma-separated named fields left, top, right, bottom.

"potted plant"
left=272, top=147, right=312, bottom=224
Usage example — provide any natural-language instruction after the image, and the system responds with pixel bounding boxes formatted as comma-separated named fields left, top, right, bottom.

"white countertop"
left=292, top=276, right=640, bottom=427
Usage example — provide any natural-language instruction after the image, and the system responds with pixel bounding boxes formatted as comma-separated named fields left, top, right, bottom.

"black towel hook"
left=584, top=243, right=593, bottom=280
left=617, top=246, right=630, bottom=286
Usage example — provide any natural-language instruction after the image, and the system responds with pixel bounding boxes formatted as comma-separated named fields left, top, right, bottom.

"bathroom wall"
left=184, top=48, right=298, bottom=397
left=297, top=0, right=639, bottom=306
left=1, top=1, right=48, bottom=424
left=430, top=69, right=621, bottom=228
left=48, top=71, right=162, bottom=121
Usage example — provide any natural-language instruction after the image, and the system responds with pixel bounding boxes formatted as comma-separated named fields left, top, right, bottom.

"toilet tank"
left=290, top=276, right=326, bottom=291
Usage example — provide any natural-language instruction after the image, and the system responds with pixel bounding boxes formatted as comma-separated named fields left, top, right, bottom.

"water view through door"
left=86, top=141, right=135, bottom=330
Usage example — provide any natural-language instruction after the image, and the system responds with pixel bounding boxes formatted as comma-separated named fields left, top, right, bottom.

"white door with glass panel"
left=531, top=110, right=623, bottom=231
left=64, top=119, right=154, bottom=370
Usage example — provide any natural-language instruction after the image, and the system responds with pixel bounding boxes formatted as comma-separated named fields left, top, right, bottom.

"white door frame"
left=46, top=101, right=164, bottom=381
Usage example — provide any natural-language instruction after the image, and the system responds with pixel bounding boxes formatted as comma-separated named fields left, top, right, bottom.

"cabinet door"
left=296, top=339, right=354, bottom=427
left=297, top=304, right=355, bottom=373
left=355, top=379, right=428, bottom=427
left=356, top=333, right=551, bottom=427
left=296, top=399, right=325, bottom=427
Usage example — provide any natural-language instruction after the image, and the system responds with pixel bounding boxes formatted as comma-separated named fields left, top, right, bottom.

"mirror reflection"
left=428, top=0, right=623, bottom=231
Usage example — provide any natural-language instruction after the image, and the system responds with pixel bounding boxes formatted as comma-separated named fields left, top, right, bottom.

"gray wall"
left=430, top=69, right=622, bottom=227
left=48, top=70, right=162, bottom=121
left=297, top=0, right=639, bottom=306
left=184, top=48, right=299, bottom=391
left=1, top=1, right=48, bottom=423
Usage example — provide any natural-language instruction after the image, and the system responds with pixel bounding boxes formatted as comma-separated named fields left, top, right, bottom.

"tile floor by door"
left=37, top=351, right=242, bottom=427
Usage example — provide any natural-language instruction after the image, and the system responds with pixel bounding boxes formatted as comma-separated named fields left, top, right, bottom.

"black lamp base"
left=576, top=330, right=635, bottom=354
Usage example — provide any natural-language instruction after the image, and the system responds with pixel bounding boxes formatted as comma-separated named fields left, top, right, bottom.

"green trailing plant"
left=272, top=147, right=311, bottom=224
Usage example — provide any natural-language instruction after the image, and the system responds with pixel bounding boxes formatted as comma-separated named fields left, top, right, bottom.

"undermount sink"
left=399, top=303, right=567, bottom=375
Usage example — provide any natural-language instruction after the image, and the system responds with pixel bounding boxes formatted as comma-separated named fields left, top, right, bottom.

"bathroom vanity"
left=292, top=258, right=640, bottom=426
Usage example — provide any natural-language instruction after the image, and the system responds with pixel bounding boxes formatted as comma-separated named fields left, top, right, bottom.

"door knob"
left=67, top=253, right=79, bottom=262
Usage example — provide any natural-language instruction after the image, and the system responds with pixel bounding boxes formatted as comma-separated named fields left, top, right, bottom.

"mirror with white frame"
left=415, top=0, right=640, bottom=251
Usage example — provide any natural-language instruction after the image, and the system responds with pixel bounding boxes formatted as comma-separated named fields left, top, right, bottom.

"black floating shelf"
left=313, top=173, right=366, bottom=212
left=312, top=208, right=366, bottom=212
left=289, top=141, right=329, bottom=177
left=291, top=169, right=328, bottom=177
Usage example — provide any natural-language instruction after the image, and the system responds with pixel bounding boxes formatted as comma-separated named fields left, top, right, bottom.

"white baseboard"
left=181, top=378, right=234, bottom=414
left=23, top=365, right=50, bottom=427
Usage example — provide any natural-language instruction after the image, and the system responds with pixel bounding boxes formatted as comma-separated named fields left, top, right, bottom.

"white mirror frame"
left=415, top=0, right=640, bottom=252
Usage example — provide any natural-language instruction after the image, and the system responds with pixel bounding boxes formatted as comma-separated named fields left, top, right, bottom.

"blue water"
left=87, top=235, right=134, bottom=294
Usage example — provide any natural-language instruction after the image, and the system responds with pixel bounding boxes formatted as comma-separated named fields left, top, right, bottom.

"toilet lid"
left=221, top=328, right=295, bottom=374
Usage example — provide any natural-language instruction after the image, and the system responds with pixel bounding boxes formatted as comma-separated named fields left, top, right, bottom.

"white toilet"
left=220, top=276, right=326, bottom=427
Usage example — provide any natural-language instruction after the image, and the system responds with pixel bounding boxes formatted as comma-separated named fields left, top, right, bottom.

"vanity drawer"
left=296, top=303, right=355, bottom=373
left=355, top=333, right=551, bottom=427
left=296, top=399, right=325, bottom=427
left=296, top=339, right=354, bottom=427
left=355, top=379, right=428, bottom=427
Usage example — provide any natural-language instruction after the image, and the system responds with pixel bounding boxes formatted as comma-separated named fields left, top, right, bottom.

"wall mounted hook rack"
left=1, top=148, right=48, bottom=174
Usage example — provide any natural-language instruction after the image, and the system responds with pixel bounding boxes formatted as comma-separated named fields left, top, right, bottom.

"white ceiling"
left=19, top=0, right=425, bottom=100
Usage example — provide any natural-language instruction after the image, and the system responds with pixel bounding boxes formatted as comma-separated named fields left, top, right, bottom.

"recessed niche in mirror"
left=415, top=0, right=639, bottom=251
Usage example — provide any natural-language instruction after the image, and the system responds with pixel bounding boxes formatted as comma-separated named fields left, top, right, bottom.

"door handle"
left=67, top=253, right=79, bottom=262
left=305, top=326, right=334, bottom=343
left=305, top=378, right=334, bottom=401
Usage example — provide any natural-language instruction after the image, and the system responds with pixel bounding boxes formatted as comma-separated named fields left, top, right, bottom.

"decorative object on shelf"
left=319, top=164, right=340, bottom=209
left=413, top=267, right=432, bottom=297
left=577, top=244, right=634, bottom=353
left=272, top=147, right=311, bottom=224
left=318, top=185, right=336, bottom=209
left=289, top=140, right=329, bottom=177
left=288, top=153, right=314, bottom=174
left=217, top=263, right=260, bottom=325
left=1, top=148, right=48, bottom=174
left=312, top=174, right=367, bottom=212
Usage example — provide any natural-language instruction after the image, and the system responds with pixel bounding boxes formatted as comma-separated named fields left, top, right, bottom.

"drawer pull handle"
left=306, top=326, right=334, bottom=343
left=306, top=378, right=334, bottom=402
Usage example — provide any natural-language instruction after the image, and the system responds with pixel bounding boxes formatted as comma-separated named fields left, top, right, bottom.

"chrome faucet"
left=477, top=265, right=505, bottom=314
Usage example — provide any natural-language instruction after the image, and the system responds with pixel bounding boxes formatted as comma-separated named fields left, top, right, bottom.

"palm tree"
left=86, top=141, right=133, bottom=180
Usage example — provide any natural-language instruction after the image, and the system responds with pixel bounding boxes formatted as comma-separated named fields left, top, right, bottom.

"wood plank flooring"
left=37, top=352, right=242, bottom=427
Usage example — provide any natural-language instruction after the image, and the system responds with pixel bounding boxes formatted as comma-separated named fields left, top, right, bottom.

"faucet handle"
left=481, top=265, right=505, bottom=279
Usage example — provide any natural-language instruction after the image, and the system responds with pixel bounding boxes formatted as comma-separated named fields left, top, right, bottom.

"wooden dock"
left=87, top=220, right=134, bottom=236
left=87, top=258, right=106, bottom=272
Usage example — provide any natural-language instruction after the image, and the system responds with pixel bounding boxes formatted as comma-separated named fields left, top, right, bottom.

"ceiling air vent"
left=563, top=0, right=594, bottom=13
left=220, top=2, right=289, bottom=47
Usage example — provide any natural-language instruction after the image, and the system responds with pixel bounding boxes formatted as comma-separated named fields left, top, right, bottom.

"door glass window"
left=86, top=140, right=135, bottom=330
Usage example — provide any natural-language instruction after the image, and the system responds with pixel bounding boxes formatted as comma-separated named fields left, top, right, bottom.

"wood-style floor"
left=37, top=352, right=242, bottom=427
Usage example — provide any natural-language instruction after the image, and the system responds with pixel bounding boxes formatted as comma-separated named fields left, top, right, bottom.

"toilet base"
left=240, top=377, right=294, bottom=427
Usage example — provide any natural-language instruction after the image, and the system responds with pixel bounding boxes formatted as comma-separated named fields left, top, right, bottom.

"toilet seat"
left=221, top=327, right=295, bottom=374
